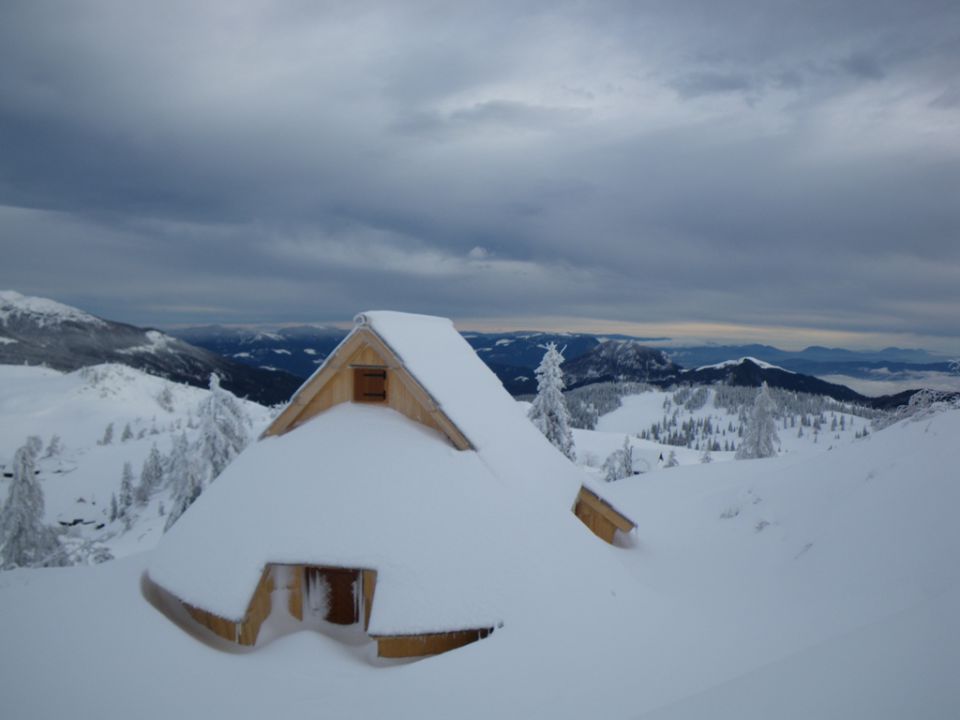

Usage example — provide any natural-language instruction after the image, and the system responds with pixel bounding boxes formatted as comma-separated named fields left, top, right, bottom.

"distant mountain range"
left=666, top=344, right=953, bottom=379
left=172, top=324, right=347, bottom=380
left=2, top=290, right=949, bottom=410
left=0, top=291, right=301, bottom=405
left=170, top=323, right=942, bottom=408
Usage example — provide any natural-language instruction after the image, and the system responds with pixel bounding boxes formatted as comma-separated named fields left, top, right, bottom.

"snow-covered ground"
left=1, top=368, right=959, bottom=718
left=819, top=371, right=960, bottom=397
left=573, top=387, right=869, bottom=475
left=0, top=364, right=272, bottom=560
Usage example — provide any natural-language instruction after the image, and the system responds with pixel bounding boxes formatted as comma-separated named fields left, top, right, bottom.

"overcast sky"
left=2, top=1, right=958, bottom=351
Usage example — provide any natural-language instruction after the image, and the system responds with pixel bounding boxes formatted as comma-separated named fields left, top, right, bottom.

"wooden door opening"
left=303, top=566, right=361, bottom=625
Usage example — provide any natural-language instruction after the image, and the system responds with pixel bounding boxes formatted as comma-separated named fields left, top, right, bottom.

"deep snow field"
left=1, top=366, right=958, bottom=719
left=573, top=386, right=870, bottom=474
left=0, top=364, right=272, bottom=560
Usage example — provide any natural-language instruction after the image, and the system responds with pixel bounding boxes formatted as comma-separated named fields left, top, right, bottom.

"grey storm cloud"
left=1, top=0, right=959, bottom=350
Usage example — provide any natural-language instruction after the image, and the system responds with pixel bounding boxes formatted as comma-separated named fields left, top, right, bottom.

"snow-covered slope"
left=0, top=289, right=107, bottom=327
left=694, top=356, right=794, bottom=373
left=562, top=339, right=681, bottom=387
left=0, top=364, right=272, bottom=560
left=1, top=395, right=957, bottom=718
left=570, top=385, right=874, bottom=476
left=0, top=289, right=302, bottom=405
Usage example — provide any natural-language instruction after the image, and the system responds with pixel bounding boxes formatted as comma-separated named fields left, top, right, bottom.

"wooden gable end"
left=262, top=327, right=472, bottom=450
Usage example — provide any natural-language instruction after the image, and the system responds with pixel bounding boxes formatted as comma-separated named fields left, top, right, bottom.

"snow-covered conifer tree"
left=135, top=444, right=164, bottom=505
left=25, top=435, right=43, bottom=460
left=163, top=432, right=197, bottom=531
left=164, top=376, right=253, bottom=532
left=156, top=385, right=175, bottom=413
left=0, top=445, right=62, bottom=569
left=736, top=382, right=780, bottom=460
left=603, top=436, right=634, bottom=481
left=99, top=422, right=114, bottom=446
left=114, top=462, right=137, bottom=530
left=121, top=423, right=134, bottom=442
left=664, top=450, right=679, bottom=468
left=527, top=344, right=576, bottom=461
left=43, top=434, right=62, bottom=459
left=164, top=466, right=202, bottom=532
left=195, top=374, right=252, bottom=484
left=119, top=462, right=135, bottom=514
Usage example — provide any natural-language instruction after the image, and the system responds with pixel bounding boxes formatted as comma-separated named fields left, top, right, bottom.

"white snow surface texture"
left=149, top=311, right=615, bottom=632
left=2, top=406, right=959, bottom=719
left=355, top=311, right=587, bottom=506
left=0, top=289, right=106, bottom=327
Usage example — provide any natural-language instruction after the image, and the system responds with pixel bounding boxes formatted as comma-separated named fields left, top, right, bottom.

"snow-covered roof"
left=151, top=405, right=523, bottom=633
left=354, top=311, right=586, bottom=506
left=150, top=310, right=617, bottom=634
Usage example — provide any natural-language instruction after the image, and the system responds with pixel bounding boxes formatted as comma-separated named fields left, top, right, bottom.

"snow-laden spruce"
left=736, top=382, right=780, bottom=460
left=164, top=374, right=253, bottom=531
left=0, top=443, right=62, bottom=569
left=135, top=444, right=163, bottom=505
left=527, top=343, right=576, bottom=461
left=603, top=436, right=634, bottom=481
left=195, top=373, right=252, bottom=481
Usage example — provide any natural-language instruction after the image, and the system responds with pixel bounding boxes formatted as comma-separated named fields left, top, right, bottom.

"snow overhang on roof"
left=150, top=310, right=633, bottom=636
left=151, top=405, right=515, bottom=634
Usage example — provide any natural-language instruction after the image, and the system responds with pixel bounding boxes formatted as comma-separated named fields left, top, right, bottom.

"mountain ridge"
left=0, top=291, right=301, bottom=405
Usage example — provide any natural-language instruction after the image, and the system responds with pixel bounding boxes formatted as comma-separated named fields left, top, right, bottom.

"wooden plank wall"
left=261, top=327, right=472, bottom=450
left=376, top=628, right=492, bottom=658
left=283, top=564, right=304, bottom=621
left=573, top=486, right=635, bottom=545
left=182, top=563, right=491, bottom=659
left=291, top=343, right=382, bottom=427
left=574, top=499, right=617, bottom=544
left=361, top=569, right=377, bottom=631
left=237, top=567, right=274, bottom=646
left=185, top=604, right=240, bottom=643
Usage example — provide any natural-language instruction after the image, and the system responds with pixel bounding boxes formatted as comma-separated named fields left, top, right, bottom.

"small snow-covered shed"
left=148, top=311, right=634, bottom=657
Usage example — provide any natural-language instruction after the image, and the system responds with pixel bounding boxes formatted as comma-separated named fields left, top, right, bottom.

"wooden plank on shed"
left=237, top=566, right=274, bottom=646
left=575, top=486, right=635, bottom=534
left=361, top=569, right=377, bottom=631
left=374, top=628, right=492, bottom=658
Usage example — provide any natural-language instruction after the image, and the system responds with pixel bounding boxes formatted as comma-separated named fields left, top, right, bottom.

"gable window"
left=353, top=367, right=387, bottom=403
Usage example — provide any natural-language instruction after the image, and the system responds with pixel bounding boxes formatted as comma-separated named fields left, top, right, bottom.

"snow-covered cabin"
left=148, top=311, right=634, bottom=657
